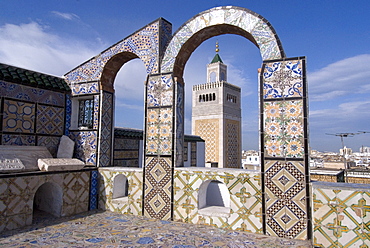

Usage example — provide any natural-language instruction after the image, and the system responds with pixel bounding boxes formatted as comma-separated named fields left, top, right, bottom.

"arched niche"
left=112, top=174, right=129, bottom=199
left=33, top=182, right=63, bottom=221
left=198, top=179, right=230, bottom=217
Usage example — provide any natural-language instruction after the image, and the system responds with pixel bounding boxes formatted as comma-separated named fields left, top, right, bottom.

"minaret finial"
left=215, top=41, right=219, bottom=53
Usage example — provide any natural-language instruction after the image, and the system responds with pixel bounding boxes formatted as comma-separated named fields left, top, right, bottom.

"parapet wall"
left=311, top=181, right=370, bottom=247
left=99, top=167, right=262, bottom=233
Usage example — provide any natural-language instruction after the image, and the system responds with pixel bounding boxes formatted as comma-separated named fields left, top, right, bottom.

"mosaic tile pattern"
left=175, top=81, right=184, bottom=167
left=0, top=210, right=312, bottom=247
left=261, top=57, right=309, bottom=240
left=99, top=92, right=113, bottom=167
left=89, top=170, right=99, bottom=210
left=146, top=107, right=172, bottom=155
left=71, top=81, right=99, bottom=96
left=98, top=168, right=143, bottom=215
left=2, top=134, right=35, bottom=146
left=69, top=131, right=97, bottom=166
left=264, top=100, right=304, bottom=158
left=0, top=171, right=92, bottom=232
left=161, top=6, right=284, bottom=72
left=3, top=100, right=35, bottom=133
left=312, top=182, right=370, bottom=248
left=143, top=157, right=172, bottom=220
left=0, top=81, right=65, bottom=107
left=263, top=59, right=303, bottom=99
left=64, top=19, right=171, bottom=85
left=36, top=105, right=64, bottom=135
left=174, top=168, right=263, bottom=233
left=65, top=94, right=71, bottom=136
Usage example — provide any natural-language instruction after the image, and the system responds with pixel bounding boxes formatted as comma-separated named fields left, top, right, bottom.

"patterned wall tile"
left=2, top=134, right=35, bottom=146
left=0, top=82, right=65, bottom=107
left=69, top=131, right=97, bottom=165
left=99, top=92, right=113, bottom=167
left=261, top=57, right=308, bottom=240
left=65, top=94, right=71, bottom=136
left=262, top=60, right=303, bottom=99
left=143, top=157, right=172, bottom=220
left=36, top=105, right=64, bottom=135
left=312, top=183, right=370, bottom=247
left=71, top=82, right=99, bottom=96
left=3, top=100, right=35, bottom=133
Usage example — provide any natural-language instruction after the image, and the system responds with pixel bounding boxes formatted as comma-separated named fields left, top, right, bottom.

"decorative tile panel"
left=99, top=92, right=113, bottom=167
left=260, top=57, right=309, bottom=240
left=147, top=74, right=173, bottom=107
left=36, top=105, right=64, bottom=135
left=262, top=60, right=303, bottom=99
left=71, top=81, right=99, bottom=96
left=175, top=81, right=184, bottom=167
left=3, top=100, right=35, bottom=133
left=143, top=157, right=172, bottom=220
left=2, top=134, right=35, bottom=146
left=69, top=131, right=97, bottom=166
left=65, top=94, right=71, bottom=136
left=0, top=82, right=65, bottom=106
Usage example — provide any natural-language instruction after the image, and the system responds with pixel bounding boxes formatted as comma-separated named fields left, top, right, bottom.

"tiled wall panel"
left=260, top=57, right=309, bottom=240
left=312, top=182, right=370, bottom=247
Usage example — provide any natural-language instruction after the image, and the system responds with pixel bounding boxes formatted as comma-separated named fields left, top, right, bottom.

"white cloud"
left=51, top=11, right=80, bottom=21
left=0, top=21, right=104, bottom=76
left=309, top=54, right=370, bottom=101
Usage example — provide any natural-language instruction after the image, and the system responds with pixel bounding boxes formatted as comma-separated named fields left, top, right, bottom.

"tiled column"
left=260, top=57, right=310, bottom=240
left=143, top=73, right=184, bottom=220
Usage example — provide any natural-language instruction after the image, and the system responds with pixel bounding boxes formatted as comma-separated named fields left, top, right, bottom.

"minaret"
left=192, top=42, right=242, bottom=168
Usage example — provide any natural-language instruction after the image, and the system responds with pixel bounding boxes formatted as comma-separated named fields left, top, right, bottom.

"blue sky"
left=1, top=1, right=370, bottom=152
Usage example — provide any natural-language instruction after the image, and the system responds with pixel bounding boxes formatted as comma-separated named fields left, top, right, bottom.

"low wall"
left=0, top=169, right=94, bottom=232
left=98, top=167, right=143, bottom=215
left=98, top=167, right=262, bottom=234
left=312, top=181, right=370, bottom=247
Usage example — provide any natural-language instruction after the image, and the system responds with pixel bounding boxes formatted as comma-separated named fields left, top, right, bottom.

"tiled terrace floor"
left=0, top=210, right=312, bottom=247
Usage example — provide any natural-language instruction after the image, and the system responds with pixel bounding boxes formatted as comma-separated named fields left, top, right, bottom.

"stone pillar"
left=260, top=57, right=310, bottom=240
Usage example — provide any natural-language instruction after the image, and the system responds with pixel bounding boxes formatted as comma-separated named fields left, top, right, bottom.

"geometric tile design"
left=260, top=57, right=309, bottom=240
left=0, top=170, right=92, bottom=232
left=71, top=81, right=99, bottom=96
left=3, top=100, right=35, bottom=133
left=173, top=168, right=263, bottom=233
left=161, top=6, right=285, bottom=73
left=98, top=168, right=143, bottom=216
left=175, top=80, right=184, bottom=167
left=99, top=92, right=113, bottom=167
left=312, top=182, right=370, bottom=248
left=89, top=170, right=99, bottom=210
left=64, top=19, right=172, bottom=84
left=0, top=81, right=65, bottom=107
left=147, top=74, right=173, bottom=107
left=69, top=131, right=97, bottom=166
left=264, top=100, right=304, bottom=158
left=263, top=60, right=303, bottom=99
left=36, top=105, right=64, bottom=135
left=143, top=157, right=172, bottom=220
left=65, top=94, right=71, bottom=136
left=2, top=134, right=35, bottom=146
